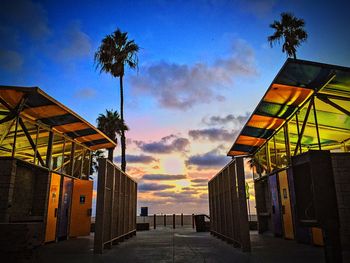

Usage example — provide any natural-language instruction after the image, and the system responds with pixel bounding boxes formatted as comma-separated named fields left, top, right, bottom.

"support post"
left=284, top=123, right=291, bottom=164
left=46, top=130, right=54, bottom=169
left=164, top=214, right=166, bottom=227
left=11, top=116, right=19, bottom=158
left=295, top=112, right=301, bottom=155
left=236, top=157, right=251, bottom=252
left=134, top=182, right=137, bottom=234
left=294, top=98, right=314, bottom=156
left=123, top=175, right=127, bottom=235
left=265, top=142, right=271, bottom=173
left=94, top=159, right=107, bottom=254
left=107, top=163, right=116, bottom=248
left=19, top=118, right=45, bottom=166
left=70, top=142, right=75, bottom=176
left=154, top=214, right=156, bottom=229
left=33, top=125, right=40, bottom=164
left=181, top=213, right=183, bottom=226
left=312, top=97, right=322, bottom=150
left=273, top=135, right=277, bottom=169
left=229, top=161, right=240, bottom=246
left=192, top=214, right=195, bottom=229
left=173, top=214, right=175, bottom=229
left=227, top=163, right=234, bottom=242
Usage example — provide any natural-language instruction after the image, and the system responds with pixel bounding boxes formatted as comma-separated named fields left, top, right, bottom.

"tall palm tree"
left=96, top=109, right=128, bottom=162
left=90, top=150, right=105, bottom=175
left=268, top=12, right=308, bottom=59
left=95, top=29, right=139, bottom=171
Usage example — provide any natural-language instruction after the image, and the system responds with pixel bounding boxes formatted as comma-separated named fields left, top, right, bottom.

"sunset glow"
left=1, top=0, right=349, bottom=216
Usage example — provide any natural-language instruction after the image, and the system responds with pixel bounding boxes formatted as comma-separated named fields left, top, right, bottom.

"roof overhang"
left=228, top=58, right=350, bottom=157
left=0, top=86, right=116, bottom=151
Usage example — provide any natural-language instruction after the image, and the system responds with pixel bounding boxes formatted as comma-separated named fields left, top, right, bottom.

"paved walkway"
left=36, top=228, right=324, bottom=263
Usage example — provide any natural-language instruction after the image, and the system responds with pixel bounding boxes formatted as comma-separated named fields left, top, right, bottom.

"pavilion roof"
left=0, top=86, right=116, bottom=151
left=228, top=58, right=350, bottom=156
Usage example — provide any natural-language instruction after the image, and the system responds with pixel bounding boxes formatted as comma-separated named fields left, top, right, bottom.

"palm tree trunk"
left=108, top=147, right=114, bottom=162
left=120, top=75, right=126, bottom=172
left=293, top=52, right=296, bottom=59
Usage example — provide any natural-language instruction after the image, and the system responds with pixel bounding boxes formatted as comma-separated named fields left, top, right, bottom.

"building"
left=209, top=59, right=350, bottom=262
left=0, top=86, right=116, bottom=246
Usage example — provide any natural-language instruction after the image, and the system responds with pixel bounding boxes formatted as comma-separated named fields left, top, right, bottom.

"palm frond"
left=97, top=109, right=128, bottom=143
left=94, top=28, right=139, bottom=78
left=267, top=12, right=308, bottom=59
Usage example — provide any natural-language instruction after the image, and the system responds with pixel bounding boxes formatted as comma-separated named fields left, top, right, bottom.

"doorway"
left=57, top=176, right=73, bottom=240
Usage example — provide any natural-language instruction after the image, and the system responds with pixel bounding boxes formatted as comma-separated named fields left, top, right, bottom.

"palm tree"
left=268, top=12, right=308, bottom=59
left=90, top=150, right=105, bottom=175
left=248, top=156, right=267, bottom=176
left=96, top=109, right=128, bottom=162
left=95, top=29, right=139, bottom=171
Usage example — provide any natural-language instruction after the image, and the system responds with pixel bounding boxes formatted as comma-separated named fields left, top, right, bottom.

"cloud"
left=0, top=0, right=50, bottom=40
left=125, top=166, right=147, bottom=178
left=142, top=174, right=186, bottom=181
left=0, top=50, right=23, bottom=72
left=199, top=193, right=208, bottom=199
left=0, top=2, right=92, bottom=72
left=138, top=183, right=175, bottom=192
left=0, top=26, right=19, bottom=50
left=73, top=88, right=96, bottom=99
left=202, top=113, right=249, bottom=126
left=52, top=22, right=92, bottom=61
left=186, top=148, right=231, bottom=168
left=238, top=0, right=276, bottom=18
left=192, top=114, right=249, bottom=142
left=114, top=154, right=157, bottom=164
left=192, top=182, right=208, bottom=187
left=135, top=135, right=190, bottom=154
left=181, top=189, right=199, bottom=195
left=0, top=0, right=50, bottom=71
left=130, top=39, right=256, bottom=110
left=188, top=128, right=237, bottom=142
left=191, top=178, right=208, bottom=184
left=183, top=186, right=208, bottom=192
left=152, top=191, right=199, bottom=203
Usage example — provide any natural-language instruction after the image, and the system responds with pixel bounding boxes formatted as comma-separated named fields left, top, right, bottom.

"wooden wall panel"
left=94, top=158, right=137, bottom=254
left=208, top=158, right=251, bottom=251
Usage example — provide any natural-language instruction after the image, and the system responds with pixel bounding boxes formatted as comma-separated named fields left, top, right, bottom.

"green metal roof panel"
left=241, top=126, right=274, bottom=139
left=256, top=101, right=297, bottom=119
left=232, top=144, right=259, bottom=153
left=228, top=59, right=350, bottom=157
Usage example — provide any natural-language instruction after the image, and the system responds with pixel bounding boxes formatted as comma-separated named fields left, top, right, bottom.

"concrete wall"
left=0, top=158, right=50, bottom=255
left=0, top=159, right=16, bottom=222
left=10, top=164, right=49, bottom=221
left=2, top=159, right=50, bottom=222
left=331, top=153, right=350, bottom=260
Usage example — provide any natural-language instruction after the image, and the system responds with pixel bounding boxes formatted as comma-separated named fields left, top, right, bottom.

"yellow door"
left=69, top=179, right=93, bottom=237
left=312, top=227, right=324, bottom=246
left=45, top=173, right=61, bottom=242
left=278, top=170, right=294, bottom=239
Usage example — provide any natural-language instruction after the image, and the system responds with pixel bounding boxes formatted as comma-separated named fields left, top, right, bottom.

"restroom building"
left=0, top=86, right=116, bottom=245
left=210, top=59, right=350, bottom=262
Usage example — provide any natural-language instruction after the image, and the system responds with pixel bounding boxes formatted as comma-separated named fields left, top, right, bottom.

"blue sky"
left=1, top=0, right=350, bottom=214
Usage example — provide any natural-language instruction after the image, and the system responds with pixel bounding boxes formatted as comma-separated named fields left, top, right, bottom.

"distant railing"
left=94, top=159, right=137, bottom=254
left=137, top=214, right=195, bottom=229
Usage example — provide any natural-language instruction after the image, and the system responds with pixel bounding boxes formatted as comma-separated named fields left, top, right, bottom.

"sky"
left=1, top=0, right=350, bottom=215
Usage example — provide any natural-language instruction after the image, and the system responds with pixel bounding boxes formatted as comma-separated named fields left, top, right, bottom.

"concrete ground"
left=34, top=227, right=324, bottom=263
